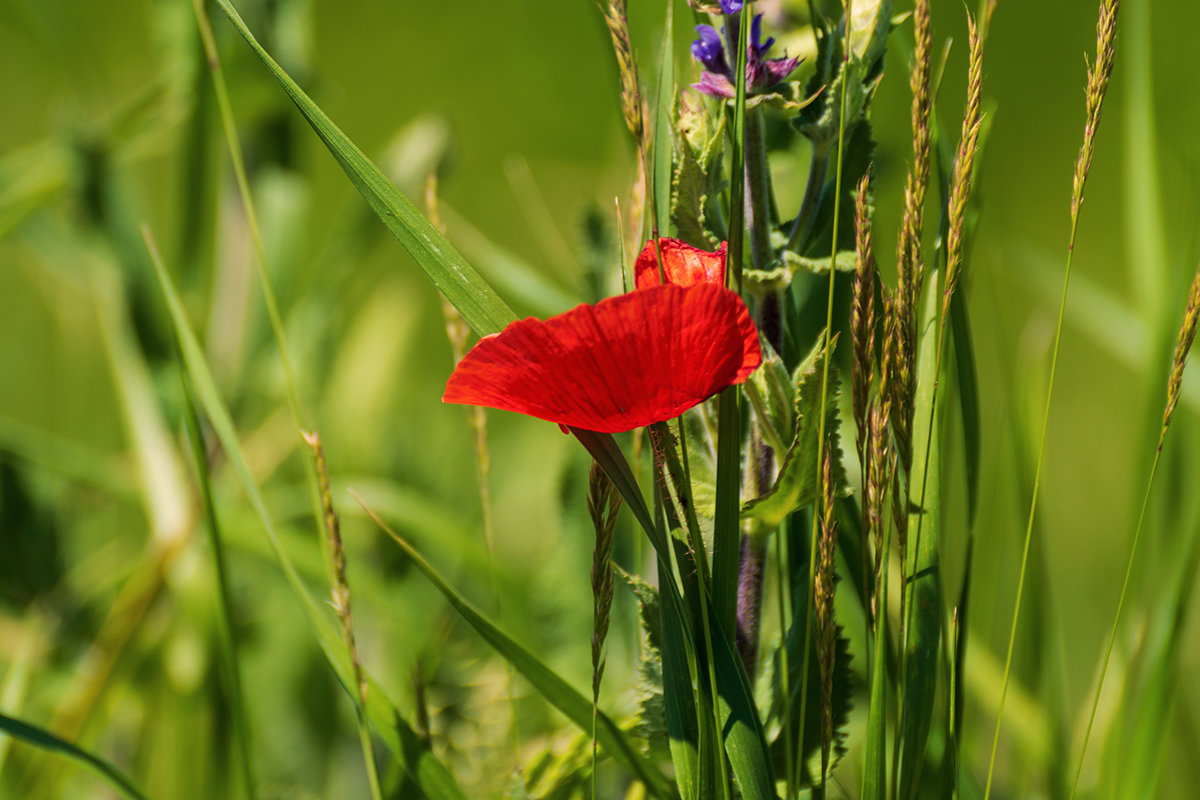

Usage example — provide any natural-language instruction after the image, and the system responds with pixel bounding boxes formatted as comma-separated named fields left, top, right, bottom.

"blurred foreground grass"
left=2, top=0, right=1200, bottom=797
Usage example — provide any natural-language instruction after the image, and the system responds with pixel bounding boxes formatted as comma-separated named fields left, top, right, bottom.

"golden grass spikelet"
left=942, top=13, right=986, bottom=320
left=816, top=445, right=838, bottom=785
left=304, top=432, right=368, bottom=707
left=603, top=0, right=645, bottom=145
left=1072, top=0, right=1120, bottom=227
left=897, top=0, right=933, bottom=310
left=587, top=461, right=621, bottom=703
left=1161, top=261, right=1200, bottom=447
left=866, top=394, right=892, bottom=617
left=852, top=171, right=878, bottom=474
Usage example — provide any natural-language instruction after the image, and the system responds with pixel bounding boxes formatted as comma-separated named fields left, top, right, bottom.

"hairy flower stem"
left=786, top=146, right=832, bottom=253
left=744, top=107, right=776, bottom=269
left=734, top=101, right=779, bottom=680
left=737, top=423, right=777, bottom=679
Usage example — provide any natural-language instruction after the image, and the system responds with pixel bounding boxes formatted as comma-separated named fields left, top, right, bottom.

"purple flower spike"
left=691, top=25, right=729, bottom=76
left=750, top=14, right=775, bottom=57
left=691, top=6, right=800, bottom=99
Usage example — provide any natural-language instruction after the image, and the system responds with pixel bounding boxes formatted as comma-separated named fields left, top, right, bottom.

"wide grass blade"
left=143, top=228, right=467, bottom=800
left=898, top=286, right=945, bottom=800
left=212, top=0, right=515, bottom=337
left=357, top=499, right=677, bottom=800
left=0, top=712, right=149, bottom=800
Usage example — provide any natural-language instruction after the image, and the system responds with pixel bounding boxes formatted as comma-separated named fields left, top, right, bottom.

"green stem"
left=983, top=215, right=1079, bottom=800
left=181, top=380, right=257, bottom=799
left=796, top=0, right=854, bottom=776
left=786, top=147, right=832, bottom=253
left=1067, top=447, right=1162, bottom=798
left=743, top=107, right=775, bottom=270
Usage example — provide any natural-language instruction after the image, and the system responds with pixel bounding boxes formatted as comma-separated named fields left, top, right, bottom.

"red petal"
left=634, top=238, right=727, bottom=289
left=444, top=283, right=761, bottom=433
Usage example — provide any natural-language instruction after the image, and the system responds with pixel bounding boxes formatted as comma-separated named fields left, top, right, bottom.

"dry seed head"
left=816, top=445, right=838, bottom=777
left=897, top=0, right=934, bottom=311
left=588, top=461, right=621, bottom=702
left=866, top=394, right=891, bottom=615
left=1072, top=0, right=1120, bottom=226
left=603, top=0, right=645, bottom=145
left=852, top=171, right=878, bottom=473
left=943, top=13, right=986, bottom=320
left=304, top=431, right=368, bottom=705
left=1161, top=262, right=1200, bottom=446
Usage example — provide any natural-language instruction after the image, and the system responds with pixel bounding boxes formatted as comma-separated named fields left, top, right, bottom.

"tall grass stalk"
left=190, top=0, right=329, bottom=572
left=983, top=2, right=1120, bottom=796
left=426, top=174, right=521, bottom=764
left=798, top=0, right=855, bottom=773
left=304, top=433, right=384, bottom=800
left=587, top=463, right=620, bottom=799
left=181, top=381, right=257, bottom=799
left=1068, top=260, right=1200, bottom=798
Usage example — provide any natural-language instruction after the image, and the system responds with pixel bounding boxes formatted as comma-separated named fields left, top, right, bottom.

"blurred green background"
left=2, top=0, right=1199, bottom=796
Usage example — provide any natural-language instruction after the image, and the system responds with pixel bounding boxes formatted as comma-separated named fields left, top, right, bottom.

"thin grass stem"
left=181, top=380, right=257, bottom=799
left=797, top=0, right=855, bottom=774
left=984, top=4, right=1119, bottom=795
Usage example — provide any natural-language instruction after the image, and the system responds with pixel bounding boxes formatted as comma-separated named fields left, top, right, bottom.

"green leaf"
left=781, top=249, right=858, bottom=275
left=0, top=713, right=149, bottom=800
left=619, top=567, right=671, bottom=764
left=144, top=231, right=467, bottom=800
left=650, top=1, right=674, bottom=238
left=898, top=284, right=945, bottom=800
left=672, top=93, right=724, bottom=250
left=366, top=511, right=677, bottom=800
left=705, top=599, right=779, bottom=800
left=213, top=0, right=515, bottom=337
left=742, top=335, right=845, bottom=532
left=743, top=337, right=796, bottom=456
left=861, top=586, right=890, bottom=800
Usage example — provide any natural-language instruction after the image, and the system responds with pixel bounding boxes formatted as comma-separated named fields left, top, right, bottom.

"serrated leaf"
left=742, top=334, right=846, bottom=531
left=671, top=144, right=717, bottom=250
left=743, top=336, right=795, bottom=454
left=781, top=249, right=858, bottom=275
left=618, top=567, right=671, bottom=763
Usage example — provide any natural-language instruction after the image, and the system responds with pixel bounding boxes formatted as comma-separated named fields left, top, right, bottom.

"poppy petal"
left=634, top=238, right=728, bottom=289
left=443, top=282, right=761, bottom=433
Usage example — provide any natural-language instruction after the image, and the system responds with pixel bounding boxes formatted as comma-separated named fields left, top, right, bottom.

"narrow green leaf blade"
left=145, top=231, right=466, bottom=800
left=898, top=285, right=944, bottom=800
left=368, top=512, right=677, bottom=800
left=651, top=0, right=674, bottom=238
left=0, top=712, right=149, bottom=800
left=213, top=0, right=515, bottom=337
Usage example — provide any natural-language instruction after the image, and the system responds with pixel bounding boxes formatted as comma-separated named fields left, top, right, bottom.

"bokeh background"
left=2, top=0, right=1199, bottom=796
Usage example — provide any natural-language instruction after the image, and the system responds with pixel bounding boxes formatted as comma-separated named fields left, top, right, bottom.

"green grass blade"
left=212, top=0, right=515, bottom=337
left=358, top=500, right=677, bottom=800
left=705, top=599, right=777, bottom=800
left=143, top=228, right=466, bottom=800
left=861, top=537, right=891, bottom=800
left=0, top=712, right=150, bottom=800
left=899, top=286, right=945, bottom=800
left=180, top=379, right=257, bottom=799
left=650, top=0, right=674, bottom=238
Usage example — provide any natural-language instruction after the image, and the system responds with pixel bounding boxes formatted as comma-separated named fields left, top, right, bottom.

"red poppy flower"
left=443, top=282, right=761, bottom=433
left=634, top=238, right=728, bottom=289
